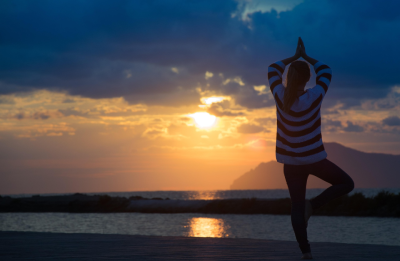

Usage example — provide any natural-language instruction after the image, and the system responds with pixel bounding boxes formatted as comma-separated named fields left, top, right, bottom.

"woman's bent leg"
left=307, top=159, right=355, bottom=210
left=283, top=164, right=311, bottom=254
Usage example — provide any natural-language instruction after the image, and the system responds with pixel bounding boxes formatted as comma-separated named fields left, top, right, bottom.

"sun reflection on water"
left=186, top=217, right=230, bottom=238
left=186, top=191, right=218, bottom=200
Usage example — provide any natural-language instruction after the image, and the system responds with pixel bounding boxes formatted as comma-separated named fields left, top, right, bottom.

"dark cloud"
left=58, top=108, right=89, bottom=118
left=322, top=118, right=342, bottom=132
left=337, top=98, right=362, bottom=110
left=382, top=116, right=400, bottom=126
left=324, top=119, right=342, bottom=127
left=14, top=113, right=24, bottom=120
left=322, top=109, right=340, bottom=115
left=237, top=123, right=265, bottom=133
left=234, top=92, right=276, bottom=109
left=32, top=112, right=50, bottom=120
left=8, top=110, right=62, bottom=120
left=343, top=121, right=364, bottom=132
left=1, top=0, right=400, bottom=107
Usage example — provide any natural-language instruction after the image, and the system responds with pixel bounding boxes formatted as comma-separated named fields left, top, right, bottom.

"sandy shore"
left=1, top=231, right=400, bottom=260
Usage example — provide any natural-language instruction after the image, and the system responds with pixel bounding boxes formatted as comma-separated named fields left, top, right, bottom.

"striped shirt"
left=268, top=60, right=332, bottom=165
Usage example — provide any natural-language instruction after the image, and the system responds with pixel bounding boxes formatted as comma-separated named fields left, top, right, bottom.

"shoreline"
left=1, top=231, right=400, bottom=260
left=1, top=191, right=400, bottom=217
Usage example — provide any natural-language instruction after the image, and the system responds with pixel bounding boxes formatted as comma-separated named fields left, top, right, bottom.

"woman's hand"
left=298, top=37, right=318, bottom=65
left=294, top=37, right=302, bottom=59
left=281, top=37, right=306, bottom=65
left=299, top=37, right=306, bottom=57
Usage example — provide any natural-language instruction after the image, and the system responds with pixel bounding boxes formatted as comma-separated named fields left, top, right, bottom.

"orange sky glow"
left=1, top=86, right=400, bottom=194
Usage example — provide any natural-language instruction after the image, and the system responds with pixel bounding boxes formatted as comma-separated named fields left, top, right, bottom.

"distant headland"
left=231, top=142, right=400, bottom=190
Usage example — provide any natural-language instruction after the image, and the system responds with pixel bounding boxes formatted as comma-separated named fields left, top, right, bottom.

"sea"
left=6, top=187, right=400, bottom=200
left=1, top=188, right=400, bottom=247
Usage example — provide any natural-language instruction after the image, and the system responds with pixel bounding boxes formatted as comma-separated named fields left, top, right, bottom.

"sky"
left=1, top=0, right=400, bottom=194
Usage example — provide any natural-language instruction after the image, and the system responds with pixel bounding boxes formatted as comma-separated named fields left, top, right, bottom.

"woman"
left=267, top=37, right=354, bottom=260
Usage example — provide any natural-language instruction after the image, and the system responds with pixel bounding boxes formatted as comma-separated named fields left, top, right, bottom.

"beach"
left=1, top=231, right=400, bottom=260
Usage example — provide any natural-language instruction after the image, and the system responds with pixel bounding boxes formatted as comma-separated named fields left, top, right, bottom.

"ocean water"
left=2, top=188, right=399, bottom=247
left=1, top=212, right=399, bottom=246
left=6, top=188, right=400, bottom=200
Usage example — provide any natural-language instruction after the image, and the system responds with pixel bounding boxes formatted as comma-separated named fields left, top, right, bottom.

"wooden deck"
left=1, top=231, right=400, bottom=260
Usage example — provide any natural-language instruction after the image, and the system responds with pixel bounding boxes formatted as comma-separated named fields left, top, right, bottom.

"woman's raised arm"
left=267, top=38, right=303, bottom=94
left=299, top=38, right=332, bottom=95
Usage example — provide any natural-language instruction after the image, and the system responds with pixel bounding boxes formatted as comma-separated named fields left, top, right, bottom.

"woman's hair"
left=283, top=61, right=311, bottom=113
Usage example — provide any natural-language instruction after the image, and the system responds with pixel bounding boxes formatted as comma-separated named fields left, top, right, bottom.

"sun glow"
left=189, top=112, right=217, bottom=128
left=202, top=97, right=224, bottom=105
left=201, top=96, right=230, bottom=105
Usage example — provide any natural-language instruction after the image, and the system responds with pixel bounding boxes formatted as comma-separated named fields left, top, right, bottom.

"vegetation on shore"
left=0, top=190, right=399, bottom=217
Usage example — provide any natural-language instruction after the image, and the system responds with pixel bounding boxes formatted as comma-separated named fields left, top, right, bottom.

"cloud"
left=382, top=116, right=400, bottom=126
left=237, top=123, right=265, bottom=133
left=343, top=121, right=364, bottom=132
left=234, top=92, right=276, bottom=109
left=2, top=110, right=63, bottom=121
left=58, top=108, right=90, bottom=118
left=167, top=123, right=196, bottom=136
left=0, top=96, right=15, bottom=104
left=324, top=119, right=342, bottom=127
left=239, top=0, right=304, bottom=20
left=322, top=118, right=343, bottom=132
left=254, top=117, right=275, bottom=126
left=361, top=86, right=400, bottom=110
left=335, top=98, right=362, bottom=110
left=62, top=98, right=75, bottom=103
left=1, top=0, right=400, bottom=108
left=32, top=112, right=49, bottom=120
left=14, top=113, right=24, bottom=120
left=7, top=122, right=76, bottom=139
left=207, top=103, right=245, bottom=117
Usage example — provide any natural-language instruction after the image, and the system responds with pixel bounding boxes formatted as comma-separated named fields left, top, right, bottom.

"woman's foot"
left=305, top=200, right=313, bottom=227
left=301, top=252, right=313, bottom=259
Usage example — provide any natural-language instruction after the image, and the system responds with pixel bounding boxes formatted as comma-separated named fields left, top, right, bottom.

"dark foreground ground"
left=1, top=231, right=400, bottom=260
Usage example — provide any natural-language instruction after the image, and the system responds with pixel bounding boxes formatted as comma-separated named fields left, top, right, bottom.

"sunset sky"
left=1, top=0, right=400, bottom=194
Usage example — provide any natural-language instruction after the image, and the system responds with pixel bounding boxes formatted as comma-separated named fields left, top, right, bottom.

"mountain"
left=230, top=142, right=400, bottom=189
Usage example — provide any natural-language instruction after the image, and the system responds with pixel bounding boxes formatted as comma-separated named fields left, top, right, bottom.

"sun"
left=189, top=112, right=217, bottom=129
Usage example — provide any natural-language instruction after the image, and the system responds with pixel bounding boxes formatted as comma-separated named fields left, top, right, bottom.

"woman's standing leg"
left=307, top=159, right=355, bottom=210
left=283, top=164, right=311, bottom=254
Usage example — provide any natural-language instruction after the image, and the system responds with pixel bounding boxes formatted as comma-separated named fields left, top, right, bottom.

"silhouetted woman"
left=267, top=37, right=354, bottom=260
